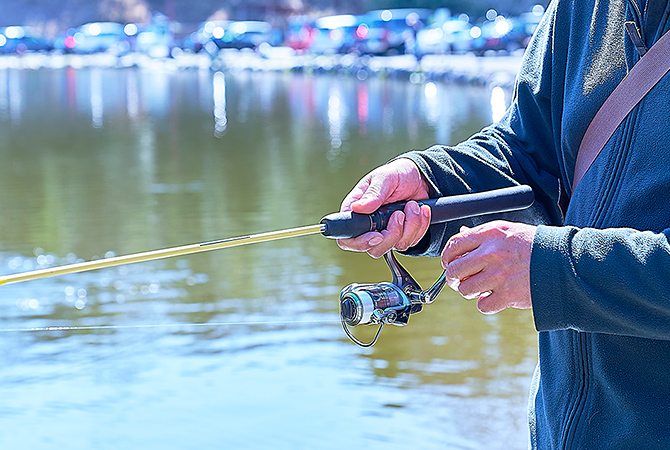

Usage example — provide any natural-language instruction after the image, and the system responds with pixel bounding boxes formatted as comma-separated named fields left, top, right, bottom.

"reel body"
left=340, top=281, right=421, bottom=327
left=339, top=251, right=447, bottom=347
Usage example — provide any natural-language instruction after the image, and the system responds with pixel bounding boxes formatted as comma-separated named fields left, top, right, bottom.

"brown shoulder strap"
left=573, top=28, right=670, bottom=190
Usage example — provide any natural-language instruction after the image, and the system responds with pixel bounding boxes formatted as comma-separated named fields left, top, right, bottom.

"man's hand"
left=442, top=220, right=537, bottom=314
left=337, top=158, right=432, bottom=258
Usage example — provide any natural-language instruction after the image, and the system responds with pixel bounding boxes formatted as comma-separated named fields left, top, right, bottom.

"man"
left=337, top=0, right=670, bottom=447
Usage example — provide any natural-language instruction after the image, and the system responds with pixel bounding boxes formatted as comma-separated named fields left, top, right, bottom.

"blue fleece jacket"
left=402, top=0, right=670, bottom=447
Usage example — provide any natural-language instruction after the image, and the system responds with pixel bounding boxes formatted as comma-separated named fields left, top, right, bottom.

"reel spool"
left=339, top=251, right=447, bottom=347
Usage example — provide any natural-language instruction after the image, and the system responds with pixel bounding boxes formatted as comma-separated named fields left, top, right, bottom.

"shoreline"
left=0, top=49, right=524, bottom=87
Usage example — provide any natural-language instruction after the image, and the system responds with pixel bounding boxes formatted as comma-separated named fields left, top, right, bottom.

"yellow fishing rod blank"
left=0, top=185, right=535, bottom=287
left=0, top=224, right=324, bottom=286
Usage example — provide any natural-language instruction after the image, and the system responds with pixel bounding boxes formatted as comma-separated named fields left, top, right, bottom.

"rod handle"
left=320, top=185, right=534, bottom=239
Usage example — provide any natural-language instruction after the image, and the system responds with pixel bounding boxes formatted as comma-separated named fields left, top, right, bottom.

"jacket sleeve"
left=398, top=0, right=670, bottom=341
left=532, top=226, right=670, bottom=340
left=400, top=0, right=565, bottom=258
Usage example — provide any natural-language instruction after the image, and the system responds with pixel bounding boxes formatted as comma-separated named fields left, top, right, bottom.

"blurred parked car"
left=187, top=20, right=278, bottom=53
left=126, top=13, right=175, bottom=58
left=415, top=15, right=473, bottom=57
left=285, top=16, right=314, bottom=52
left=216, top=21, right=278, bottom=50
left=309, top=14, right=360, bottom=54
left=470, top=16, right=526, bottom=55
left=0, top=26, right=52, bottom=54
left=356, top=8, right=431, bottom=55
left=58, top=22, right=129, bottom=54
left=182, top=20, right=229, bottom=54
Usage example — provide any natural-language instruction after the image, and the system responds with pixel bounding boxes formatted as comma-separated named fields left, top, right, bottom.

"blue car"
left=0, top=26, right=52, bottom=54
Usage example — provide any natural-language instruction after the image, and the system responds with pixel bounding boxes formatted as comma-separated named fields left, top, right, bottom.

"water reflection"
left=0, top=70, right=7, bottom=120
left=491, top=85, right=507, bottom=123
left=126, top=69, right=139, bottom=120
left=0, top=67, right=533, bottom=449
left=213, top=70, right=227, bottom=136
left=90, top=68, right=103, bottom=128
left=328, top=84, right=344, bottom=156
left=1, top=69, right=23, bottom=123
left=356, top=82, right=369, bottom=134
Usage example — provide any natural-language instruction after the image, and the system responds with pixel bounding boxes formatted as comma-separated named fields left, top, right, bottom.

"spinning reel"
left=339, top=251, right=448, bottom=347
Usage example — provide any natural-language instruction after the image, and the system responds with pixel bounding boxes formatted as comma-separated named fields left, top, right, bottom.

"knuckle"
left=457, top=278, right=477, bottom=298
left=443, top=238, right=460, bottom=257
left=369, top=248, right=389, bottom=259
left=444, top=262, right=459, bottom=281
left=394, top=241, right=410, bottom=251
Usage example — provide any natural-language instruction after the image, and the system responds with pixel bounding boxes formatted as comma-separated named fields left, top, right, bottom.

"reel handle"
left=320, top=185, right=534, bottom=239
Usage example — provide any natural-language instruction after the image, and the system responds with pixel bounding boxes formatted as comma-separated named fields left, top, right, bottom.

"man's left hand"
left=441, top=221, right=537, bottom=314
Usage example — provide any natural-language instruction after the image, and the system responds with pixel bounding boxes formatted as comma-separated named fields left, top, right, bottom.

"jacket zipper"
left=623, top=0, right=647, bottom=58
left=625, top=21, right=648, bottom=55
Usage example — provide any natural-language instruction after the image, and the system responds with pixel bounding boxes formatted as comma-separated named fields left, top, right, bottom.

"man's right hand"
left=336, top=158, right=432, bottom=258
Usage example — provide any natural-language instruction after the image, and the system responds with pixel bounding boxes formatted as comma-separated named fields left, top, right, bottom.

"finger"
left=477, top=286, right=532, bottom=314
left=350, top=173, right=396, bottom=214
left=411, top=204, right=432, bottom=247
left=337, top=231, right=385, bottom=253
left=454, top=265, right=492, bottom=299
left=442, top=226, right=485, bottom=267
left=394, top=201, right=427, bottom=251
left=477, top=291, right=507, bottom=315
left=340, top=178, right=372, bottom=213
left=444, top=253, right=487, bottom=297
left=368, top=210, right=405, bottom=258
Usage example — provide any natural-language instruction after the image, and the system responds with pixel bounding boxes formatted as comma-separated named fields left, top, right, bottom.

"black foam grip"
left=320, top=185, right=534, bottom=239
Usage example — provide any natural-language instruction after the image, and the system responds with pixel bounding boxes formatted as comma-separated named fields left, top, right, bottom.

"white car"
left=69, top=22, right=129, bottom=54
left=416, top=17, right=474, bottom=57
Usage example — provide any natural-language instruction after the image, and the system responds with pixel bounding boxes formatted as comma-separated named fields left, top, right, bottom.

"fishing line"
left=0, top=318, right=342, bottom=333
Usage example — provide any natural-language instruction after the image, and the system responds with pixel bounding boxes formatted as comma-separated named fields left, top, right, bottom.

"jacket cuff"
left=531, top=225, right=577, bottom=332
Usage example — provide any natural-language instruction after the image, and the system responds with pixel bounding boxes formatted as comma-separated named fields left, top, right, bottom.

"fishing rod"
left=0, top=185, right=535, bottom=344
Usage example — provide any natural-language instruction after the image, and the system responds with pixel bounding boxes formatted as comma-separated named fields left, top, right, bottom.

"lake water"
left=0, top=65, right=538, bottom=449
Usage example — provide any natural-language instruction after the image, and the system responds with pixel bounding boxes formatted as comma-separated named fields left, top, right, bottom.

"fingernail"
left=369, top=236, right=383, bottom=246
left=396, top=212, right=404, bottom=225
left=409, top=202, right=420, bottom=215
